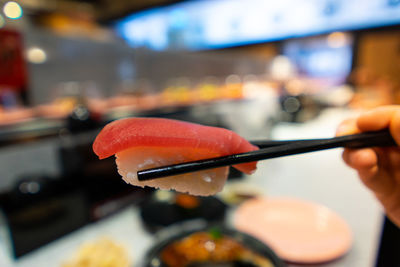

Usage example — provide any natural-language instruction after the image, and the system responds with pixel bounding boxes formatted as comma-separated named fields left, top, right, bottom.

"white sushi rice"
left=115, top=146, right=229, bottom=196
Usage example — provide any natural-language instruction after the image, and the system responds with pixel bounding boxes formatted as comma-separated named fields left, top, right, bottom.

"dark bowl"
left=139, top=193, right=227, bottom=233
left=142, top=221, right=286, bottom=267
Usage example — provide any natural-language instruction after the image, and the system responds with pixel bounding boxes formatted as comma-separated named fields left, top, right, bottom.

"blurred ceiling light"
left=3, top=1, right=22, bottom=19
left=327, top=32, right=349, bottom=48
left=27, top=47, right=47, bottom=64
left=0, top=15, right=4, bottom=28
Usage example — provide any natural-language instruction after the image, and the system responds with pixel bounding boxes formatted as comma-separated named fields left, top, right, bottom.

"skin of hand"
left=336, top=106, right=400, bottom=227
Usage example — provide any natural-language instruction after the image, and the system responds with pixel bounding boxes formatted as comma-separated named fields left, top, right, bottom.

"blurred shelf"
left=0, top=118, right=65, bottom=147
left=0, top=99, right=243, bottom=148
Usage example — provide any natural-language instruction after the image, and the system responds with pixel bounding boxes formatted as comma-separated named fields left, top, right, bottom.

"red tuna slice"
left=93, top=117, right=258, bottom=174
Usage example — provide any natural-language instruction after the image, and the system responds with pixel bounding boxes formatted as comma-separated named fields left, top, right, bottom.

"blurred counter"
left=0, top=108, right=384, bottom=267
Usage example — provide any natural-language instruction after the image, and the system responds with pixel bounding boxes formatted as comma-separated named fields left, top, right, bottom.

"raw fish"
left=93, top=118, right=258, bottom=196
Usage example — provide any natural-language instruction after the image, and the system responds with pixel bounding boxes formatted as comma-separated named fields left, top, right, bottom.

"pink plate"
left=233, top=197, right=352, bottom=264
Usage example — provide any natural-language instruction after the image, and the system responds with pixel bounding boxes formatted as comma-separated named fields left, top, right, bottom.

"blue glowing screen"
left=115, top=0, right=400, bottom=50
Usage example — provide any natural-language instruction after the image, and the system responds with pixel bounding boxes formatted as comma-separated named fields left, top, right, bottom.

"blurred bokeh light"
left=3, top=1, right=22, bottom=19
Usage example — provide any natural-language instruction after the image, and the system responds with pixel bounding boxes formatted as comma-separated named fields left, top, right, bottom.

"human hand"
left=337, top=106, right=400, bottom=227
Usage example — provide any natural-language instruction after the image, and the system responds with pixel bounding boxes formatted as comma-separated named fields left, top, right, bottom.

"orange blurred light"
left=327, top=32, right=349, bottom=48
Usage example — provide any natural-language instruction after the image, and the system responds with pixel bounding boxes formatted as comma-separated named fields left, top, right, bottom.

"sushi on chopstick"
left=92, top=118, right=258, bottom=196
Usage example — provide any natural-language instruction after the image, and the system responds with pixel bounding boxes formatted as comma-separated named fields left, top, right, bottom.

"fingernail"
left=337, top=124, right=352, bottom=136
left=338, top=122, right=359, bottom=136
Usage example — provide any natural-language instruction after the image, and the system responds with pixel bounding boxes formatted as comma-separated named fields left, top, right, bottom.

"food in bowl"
left=144, top=226, right=285, bottom=267
left=61, top=238, right=131, bottom=267
left=161, top=231, right=274, bottom=267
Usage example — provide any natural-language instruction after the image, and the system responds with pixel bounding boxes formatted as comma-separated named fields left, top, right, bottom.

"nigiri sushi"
left=93, top=118, right=258, bottom=196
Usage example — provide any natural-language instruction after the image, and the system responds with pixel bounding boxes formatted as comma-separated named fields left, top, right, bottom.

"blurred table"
left=0, top=108, right=384, bottom=267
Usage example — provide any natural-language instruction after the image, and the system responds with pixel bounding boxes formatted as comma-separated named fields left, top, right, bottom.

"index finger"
left=357, top=106, right=399, bottom=132
left=357, top=106, right=400, bottom=145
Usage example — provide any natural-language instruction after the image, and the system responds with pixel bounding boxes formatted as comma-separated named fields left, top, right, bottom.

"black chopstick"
left=137, top=130, right=396, bottom=181
left=251, top=139, right=315, bottom=148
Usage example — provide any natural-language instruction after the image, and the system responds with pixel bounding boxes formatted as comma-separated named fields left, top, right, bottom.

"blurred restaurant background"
left=0, top=0, right=400, bottom=266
